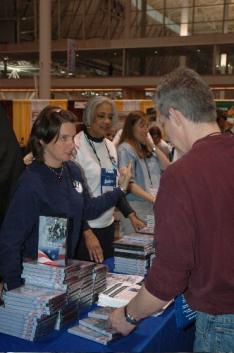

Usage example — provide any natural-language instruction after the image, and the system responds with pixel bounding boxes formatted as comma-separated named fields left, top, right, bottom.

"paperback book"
left=68, top=324, right=114, bottom=345
left=38, top=215, right=69, bottom=266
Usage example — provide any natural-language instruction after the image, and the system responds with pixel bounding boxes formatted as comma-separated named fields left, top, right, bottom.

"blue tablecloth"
left=0, top=258, right=195, bottom=351
left=0, top=303, right=194, bottom=352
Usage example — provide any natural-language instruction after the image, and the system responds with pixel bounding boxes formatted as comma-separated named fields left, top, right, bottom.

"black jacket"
left=0, top=104, right=24, bottom=226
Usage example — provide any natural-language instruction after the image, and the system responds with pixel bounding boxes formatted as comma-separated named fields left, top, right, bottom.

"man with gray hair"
left=109, top=68, right=234, bottom=352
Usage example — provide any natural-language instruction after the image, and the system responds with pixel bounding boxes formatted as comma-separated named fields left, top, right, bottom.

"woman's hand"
left=118, top=161, right=132, bottom=192
left=128, top=213, right=146, bottom=231
left=83, top=229, right=104, bottom=263
left=23, top=152, right=34, bottom=165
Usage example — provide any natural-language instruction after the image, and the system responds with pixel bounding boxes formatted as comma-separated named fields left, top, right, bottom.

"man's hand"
left=83, top=229, right=104, bottom=263
left=128, top=212, right=146, bottom=231
left=108, top=306, right=136, bottom=336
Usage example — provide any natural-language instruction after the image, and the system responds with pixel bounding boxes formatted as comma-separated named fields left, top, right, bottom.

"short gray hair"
left=155, top=67, right=216, bottom=123
left=82, top=96, right=118, bottom=127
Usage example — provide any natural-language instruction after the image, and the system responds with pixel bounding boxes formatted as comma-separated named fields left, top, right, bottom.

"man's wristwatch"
left=124, top=305, right=139, bottom=325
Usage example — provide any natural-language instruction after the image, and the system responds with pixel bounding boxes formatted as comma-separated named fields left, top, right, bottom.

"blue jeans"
left=194, top=311, right=234, bottom=352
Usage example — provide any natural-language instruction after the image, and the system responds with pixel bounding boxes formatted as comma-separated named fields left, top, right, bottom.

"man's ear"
left=169, top=108, right=183, bottom=127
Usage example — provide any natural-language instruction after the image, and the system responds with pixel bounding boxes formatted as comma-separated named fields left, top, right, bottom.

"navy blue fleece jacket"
left=0, top=160, right=123, bottom=290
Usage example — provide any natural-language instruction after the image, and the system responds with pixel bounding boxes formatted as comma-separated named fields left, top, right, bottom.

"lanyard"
left=144, top=158, right=153, bottom=187
left=84, top=133, right=116, bottom=168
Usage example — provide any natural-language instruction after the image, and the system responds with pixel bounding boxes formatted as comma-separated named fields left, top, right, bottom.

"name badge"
left=101, top=168, right=117, bottom=194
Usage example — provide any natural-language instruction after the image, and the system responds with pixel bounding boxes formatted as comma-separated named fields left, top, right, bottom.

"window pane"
left=195, top=0, right=224, bottom=5
left=226, top=4, right=234, bottom=19
left=194, top=5, right=224, bottom=22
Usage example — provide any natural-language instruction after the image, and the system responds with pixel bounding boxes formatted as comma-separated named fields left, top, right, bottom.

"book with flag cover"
left=38, top=215, right=69, bottom=266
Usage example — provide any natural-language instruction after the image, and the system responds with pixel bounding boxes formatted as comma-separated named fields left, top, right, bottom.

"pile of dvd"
left=92, top=263, right=108, bottom=302
left=68, top=312, right=119, bottom=345
left=113, top=233, right=155, bottom=276
left=76, top=260, right=96, bottom=308
left=0, top=285, right=66, bottom=341
left=22, top=260, right=83, bottom=328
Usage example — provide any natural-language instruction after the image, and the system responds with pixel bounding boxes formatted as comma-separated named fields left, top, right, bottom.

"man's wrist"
left=124, top=305, right=139, bottom=325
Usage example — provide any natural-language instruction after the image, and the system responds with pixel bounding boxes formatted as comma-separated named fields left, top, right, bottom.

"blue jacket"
left=0, top=160, right=123, bottom=289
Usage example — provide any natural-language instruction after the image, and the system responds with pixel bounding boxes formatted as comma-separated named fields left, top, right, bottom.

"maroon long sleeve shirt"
left=145, top=133, right=234, bottom=314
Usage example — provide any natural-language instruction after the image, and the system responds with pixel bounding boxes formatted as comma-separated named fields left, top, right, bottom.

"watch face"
left=124, top=306, right=138, bottom=325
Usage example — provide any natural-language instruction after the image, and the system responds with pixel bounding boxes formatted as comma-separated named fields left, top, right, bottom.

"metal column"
left=39, top=0, right=51, bottom=99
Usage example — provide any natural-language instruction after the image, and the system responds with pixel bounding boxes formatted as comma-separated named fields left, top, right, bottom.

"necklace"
left=47, top=164, right=64, bottom=180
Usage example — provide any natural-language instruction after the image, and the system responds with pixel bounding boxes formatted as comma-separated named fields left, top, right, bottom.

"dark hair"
left=216, top=109, right=227, bottom=122
left=119, top=111, right=151, bottom=158
left=149, top=126, right=162, bottom=139
left=27, top=105, right=78, bottom=162
left=155, top=67, right=216, bottom=123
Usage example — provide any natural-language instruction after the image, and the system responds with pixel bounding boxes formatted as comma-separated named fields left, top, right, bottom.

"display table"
left=0, top=302, right=194, bottom=352
left=0, top=258, right=195, bottom=351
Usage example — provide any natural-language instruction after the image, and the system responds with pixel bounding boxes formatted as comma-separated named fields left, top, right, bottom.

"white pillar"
left=39, top=0, right=51, bottom=99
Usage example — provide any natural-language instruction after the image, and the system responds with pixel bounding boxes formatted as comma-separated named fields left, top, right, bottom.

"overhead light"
left=154, top=50, right=158, bottom=55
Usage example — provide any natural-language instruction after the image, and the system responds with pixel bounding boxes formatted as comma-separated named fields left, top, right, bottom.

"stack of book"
left=113, top=234, right=155, bottom=276
left=106, top=272, right=144, bottom=288
left=22, top=260, right=82, bottom=328
left=97, top=281, right=141, bottom=308
left=76, top=260, right=96, bottom=308
left=137, top=214, right=155, bottom=235
left=55, top=301, right=79, bottom=330
left=88, top=306, right=115, bottom=320
left=0, top=285, right=66, bottom=340
left=92, top=263, right=108, bottom=302
left=68, top=314, right=119, bottom=345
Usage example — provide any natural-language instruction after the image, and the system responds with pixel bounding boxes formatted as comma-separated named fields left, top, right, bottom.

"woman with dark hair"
left=149, top=125, right=171, bottom=158
left=0, top=105, right=131, bottom=291
left=117, top=111, right=169, bottom=235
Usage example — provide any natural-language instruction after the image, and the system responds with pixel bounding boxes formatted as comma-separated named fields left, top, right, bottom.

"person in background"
left=105, top=126, right=117, bottom=142
left=0, top=106, right=132, bottom=291
left=117, top=111, right=170, bottom=235
left=74, top=96, right=145, bottom=263
left=149, top=125, right=171, bottom=159
left=109, top=68, right=234, bottom=353
left=0, top=104, right=24, bottom=226
left=216, top=109, right=234, bottom=134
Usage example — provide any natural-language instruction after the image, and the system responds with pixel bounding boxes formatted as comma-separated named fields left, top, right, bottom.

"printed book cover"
left=38, top=215, right=69, bottom=266
left=79, top=317, right=118, bottom=338
left=88, top=306, right=115, bottom=320
left=68, top=324, right=113, bottom=345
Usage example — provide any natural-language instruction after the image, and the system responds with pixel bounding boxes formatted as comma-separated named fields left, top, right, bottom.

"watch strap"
left=124, top=305, right=139, bottom=325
